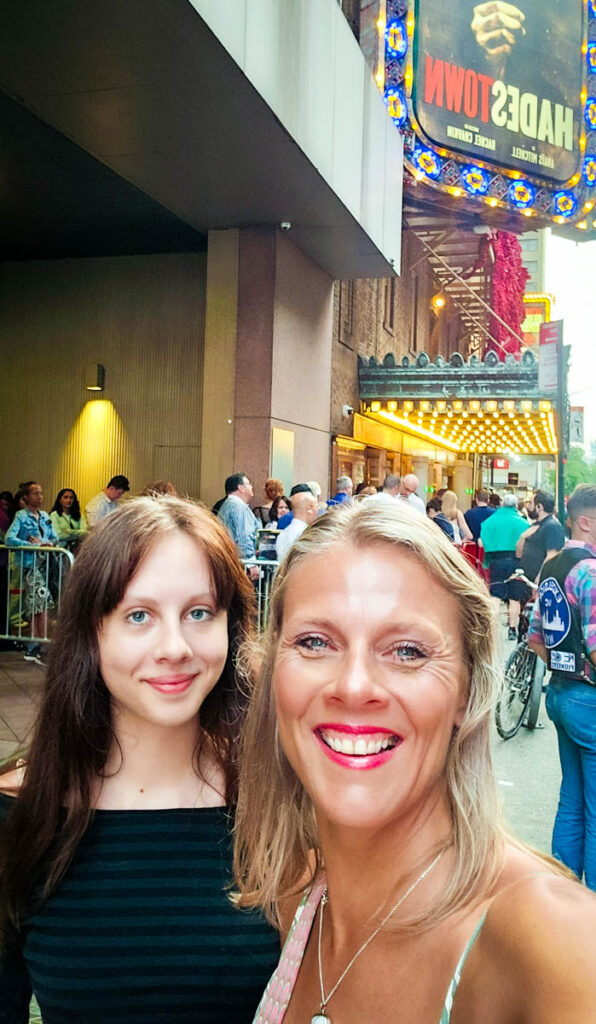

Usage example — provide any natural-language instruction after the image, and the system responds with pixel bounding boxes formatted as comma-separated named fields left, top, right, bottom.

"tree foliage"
left=564, top=446, right=596, bottom=493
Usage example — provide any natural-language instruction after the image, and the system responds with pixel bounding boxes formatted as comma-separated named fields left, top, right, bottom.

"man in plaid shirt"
left=529, top=484, right=596, bottom=888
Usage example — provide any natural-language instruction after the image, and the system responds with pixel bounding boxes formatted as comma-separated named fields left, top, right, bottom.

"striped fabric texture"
left=0, top=795, right=279, bottom=1024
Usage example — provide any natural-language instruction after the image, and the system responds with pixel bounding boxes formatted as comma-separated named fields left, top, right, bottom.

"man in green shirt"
left=481, top=493, right=529, bottom=640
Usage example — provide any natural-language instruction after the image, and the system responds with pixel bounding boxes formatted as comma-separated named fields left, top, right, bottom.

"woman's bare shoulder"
left=478, top=848, right=596, bottom=1021
left=0, top=764, right=26, bottom=796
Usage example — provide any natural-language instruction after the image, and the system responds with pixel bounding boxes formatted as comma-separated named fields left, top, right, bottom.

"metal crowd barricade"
left=0, top=544, right=75, bottom=644
left=243, top=559, right=279, bottom=631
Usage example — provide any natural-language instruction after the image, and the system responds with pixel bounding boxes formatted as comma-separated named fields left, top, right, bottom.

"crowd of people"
left=1, top=483, right=595, bottom=1024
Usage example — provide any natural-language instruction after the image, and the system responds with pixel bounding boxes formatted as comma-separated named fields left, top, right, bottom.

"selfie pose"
left=235, top=501, right=596, bottom=1024
left=0, top=497, right=278, bottom=1024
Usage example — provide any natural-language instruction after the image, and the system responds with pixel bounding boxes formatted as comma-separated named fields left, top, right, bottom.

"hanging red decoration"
left=484, top=231, right=529, bottom=361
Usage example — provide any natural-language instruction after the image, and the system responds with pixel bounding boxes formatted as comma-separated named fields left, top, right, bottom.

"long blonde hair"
left=441, top=489, right=458, bottom=521
left=234, top=501, right=503, bottom=929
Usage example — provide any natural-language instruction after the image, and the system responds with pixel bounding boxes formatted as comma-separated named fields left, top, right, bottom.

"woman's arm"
left=3, top=513, right=28, bottom=548
left=458, top=510, right=473, bottom=542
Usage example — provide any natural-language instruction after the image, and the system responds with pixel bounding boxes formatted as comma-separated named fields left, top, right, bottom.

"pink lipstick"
left=145, top=675, right=195, bottom=695
left=315, top=723, right=402, bottom=771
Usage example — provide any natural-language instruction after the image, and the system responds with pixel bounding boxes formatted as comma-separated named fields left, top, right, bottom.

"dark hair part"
left=0, top=496, right=255, bottom=949
left=567, top=484, right=596, bottom=524
left=0, top=491, right=12, bottom=504
left=426, top=497, right=442, bottom=512
left=534, top=489, right=555, bottom=514
left=476, top=490, right=489, bottom=503
left=107, top=475, right=129, bottom=491
left=269, top=495, right=291, bottom=521
left=225, top=473, right=247, bottom=494
left=50, top=488, right=82, bottom=521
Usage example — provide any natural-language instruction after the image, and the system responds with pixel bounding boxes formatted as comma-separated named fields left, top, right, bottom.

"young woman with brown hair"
left=0, top=496, right=278, bottom=1024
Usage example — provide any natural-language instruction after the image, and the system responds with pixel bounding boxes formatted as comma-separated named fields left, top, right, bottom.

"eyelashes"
left=294, top=634, right=329, bottom=652
left=293, top=636, right=429, bottom=662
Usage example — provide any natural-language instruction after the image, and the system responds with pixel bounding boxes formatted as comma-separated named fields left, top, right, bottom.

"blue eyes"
left=126, top=608, right=212, bottom=625
left=294, top=635, right=427, bottom=661
left=188, top=608, right=210, bottom=622
left=296, top=635, right=328, bottom=651
left=128, top=610, right=149, bottom=625
left=390, top=643, right=426, bottom=662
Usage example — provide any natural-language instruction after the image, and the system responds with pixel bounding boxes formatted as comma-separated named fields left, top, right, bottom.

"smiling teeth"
left=321, top=733, right=396, bottom=756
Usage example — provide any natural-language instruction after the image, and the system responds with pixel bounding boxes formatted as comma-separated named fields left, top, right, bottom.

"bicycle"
left=495, top=570, right=546, bottom=740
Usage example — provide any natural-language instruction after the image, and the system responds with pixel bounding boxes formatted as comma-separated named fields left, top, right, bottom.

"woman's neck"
left=316, top=797, right=453, bottom=945
left=95, top=717, right=226, bottom=810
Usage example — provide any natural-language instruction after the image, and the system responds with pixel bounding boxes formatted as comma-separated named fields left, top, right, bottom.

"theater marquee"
left=380, top=0, right=596, bottom=233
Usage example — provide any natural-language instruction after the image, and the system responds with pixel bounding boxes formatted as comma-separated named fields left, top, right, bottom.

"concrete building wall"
left=0, top=253, right=206, bottom=505
left=271, top=234, right=333, bottom=490
left=200, top=229, right=334, bottom=507
left=191, top=0, right=402, bottom=273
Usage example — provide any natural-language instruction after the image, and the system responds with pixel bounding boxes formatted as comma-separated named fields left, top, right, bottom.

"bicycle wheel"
left=525, top=654, right=545, bottom=730
left=495, top=643, right=533, bottom=739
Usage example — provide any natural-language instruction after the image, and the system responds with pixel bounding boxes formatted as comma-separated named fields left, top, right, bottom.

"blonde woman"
left=441, top=490, right=472, bottom=546
left=235, top=502, right=596, bottom=1024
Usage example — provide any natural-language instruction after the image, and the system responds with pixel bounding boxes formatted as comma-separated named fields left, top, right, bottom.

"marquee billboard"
left=412, top=0, right=583, bottom=185
left=381, top=0, right=596, bottom=232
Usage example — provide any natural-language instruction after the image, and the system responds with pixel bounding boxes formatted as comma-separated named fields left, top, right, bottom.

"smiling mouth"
left=316, top=728, right=401, bottom=757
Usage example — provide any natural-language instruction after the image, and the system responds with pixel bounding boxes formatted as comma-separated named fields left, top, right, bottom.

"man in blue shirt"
left=464, top=489, right=494, bottom=543
left=217, top=473, right=258, bottom=560
left=326, top=476, right=353, bottom=507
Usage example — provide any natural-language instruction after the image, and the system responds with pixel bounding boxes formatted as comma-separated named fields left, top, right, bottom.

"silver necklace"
left=312, top=849, right=444, bottom=1024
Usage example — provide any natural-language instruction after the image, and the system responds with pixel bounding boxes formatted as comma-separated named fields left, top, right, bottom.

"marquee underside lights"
left=380, top=0, right=596, bottom=234
left=364, top=398, right=558, bottom=456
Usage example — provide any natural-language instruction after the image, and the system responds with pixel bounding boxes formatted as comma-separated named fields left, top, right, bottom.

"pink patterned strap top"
left=252, top=878, right=326, bottom=1024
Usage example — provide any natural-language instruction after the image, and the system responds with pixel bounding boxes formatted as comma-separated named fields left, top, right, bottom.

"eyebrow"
left=284, top=615, right=441, bottom=636
left=121, top=591, right=216, bottom=606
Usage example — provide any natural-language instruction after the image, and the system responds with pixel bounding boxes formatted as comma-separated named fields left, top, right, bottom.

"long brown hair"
left=0, top=496, right=255, bottom=948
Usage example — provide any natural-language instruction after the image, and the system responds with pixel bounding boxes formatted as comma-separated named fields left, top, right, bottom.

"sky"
left=544, top=232, right=596, bottom=448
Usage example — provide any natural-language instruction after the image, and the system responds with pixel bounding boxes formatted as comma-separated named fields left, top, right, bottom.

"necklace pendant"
left=311, top=1016, right=331, bottom=1024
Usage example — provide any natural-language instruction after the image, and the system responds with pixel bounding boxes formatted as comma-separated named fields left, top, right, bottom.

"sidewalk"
left=0, top=649, right=45, bottom=764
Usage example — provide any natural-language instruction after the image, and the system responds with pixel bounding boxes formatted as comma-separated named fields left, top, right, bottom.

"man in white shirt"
left=363, top=473, right=400, bottom=504
left=86, top=475, right=130, bottom=527
left=276, top=492, right=319, bottom=561
left=399, top=473, right=426, bottom=514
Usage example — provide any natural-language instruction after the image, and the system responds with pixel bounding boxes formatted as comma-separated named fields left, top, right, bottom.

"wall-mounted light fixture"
left=85, top=363, right=105, bottom=391
left=431, top=292, right=446, bottom=315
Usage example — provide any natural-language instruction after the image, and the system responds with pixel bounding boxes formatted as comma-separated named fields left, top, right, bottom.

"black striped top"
left=0, top=794, right=279, bottom=1024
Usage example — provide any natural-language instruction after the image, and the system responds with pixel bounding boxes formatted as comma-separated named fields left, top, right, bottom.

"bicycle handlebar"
left=505, top=568, right=538, bottom=591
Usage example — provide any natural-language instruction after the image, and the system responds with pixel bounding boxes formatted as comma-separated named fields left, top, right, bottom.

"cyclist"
left=528, top=484, right=596, bottom=889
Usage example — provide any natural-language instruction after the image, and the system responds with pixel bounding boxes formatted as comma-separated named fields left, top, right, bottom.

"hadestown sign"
left=413, top=0, right=584, bottom=184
